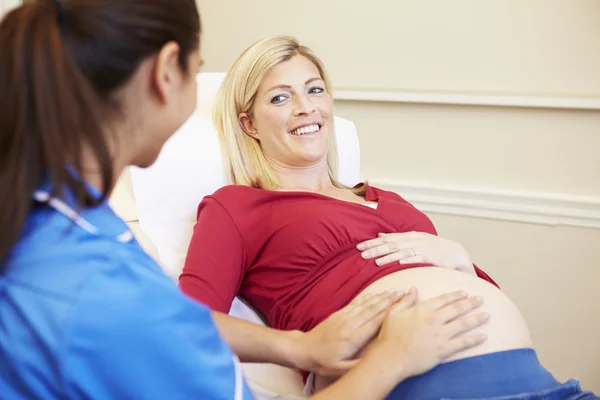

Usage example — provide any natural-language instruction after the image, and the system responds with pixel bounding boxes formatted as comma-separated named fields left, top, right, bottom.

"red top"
left=180, top=184, right=499, bottom=332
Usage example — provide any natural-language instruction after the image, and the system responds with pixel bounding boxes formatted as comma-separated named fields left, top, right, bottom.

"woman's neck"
left=270, top=160, right=334, bottom=192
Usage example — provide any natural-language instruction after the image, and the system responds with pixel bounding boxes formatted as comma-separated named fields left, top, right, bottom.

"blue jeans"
left=386, top=349, right=598, bottom=400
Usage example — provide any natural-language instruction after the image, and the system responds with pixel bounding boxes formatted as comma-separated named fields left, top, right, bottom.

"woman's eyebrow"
left=265, top=77, right=323, bottom=93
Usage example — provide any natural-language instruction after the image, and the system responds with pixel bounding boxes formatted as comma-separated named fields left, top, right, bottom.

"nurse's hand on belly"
left=313, top=288, right=491, bottom=392
left=357, top=231, right=476, bottom=275
left=295, top=289, right=408, bottom=377
left=374, top=287, right=490, bottom=377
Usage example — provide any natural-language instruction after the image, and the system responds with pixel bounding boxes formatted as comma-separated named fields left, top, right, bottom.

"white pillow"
left=129, top=72, right=361, bottom=398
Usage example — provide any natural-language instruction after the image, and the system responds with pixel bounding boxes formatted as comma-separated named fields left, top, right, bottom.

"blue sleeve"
left=61, top=259, right=255, bottom=400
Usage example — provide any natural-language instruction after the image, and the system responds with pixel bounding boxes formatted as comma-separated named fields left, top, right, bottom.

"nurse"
left=0, top=0, right=490, bottom=399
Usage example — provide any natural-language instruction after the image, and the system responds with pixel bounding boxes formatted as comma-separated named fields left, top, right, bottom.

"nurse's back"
left=0, top=190, right=253, bottom=399
left=1, top=203, right=152, bottom=397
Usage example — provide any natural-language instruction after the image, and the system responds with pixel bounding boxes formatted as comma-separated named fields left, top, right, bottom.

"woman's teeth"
left=289, top=124, right=320, bottom=136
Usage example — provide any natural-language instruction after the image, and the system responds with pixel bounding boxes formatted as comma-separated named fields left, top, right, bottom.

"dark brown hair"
left=0, top=0, right=201, bottom=268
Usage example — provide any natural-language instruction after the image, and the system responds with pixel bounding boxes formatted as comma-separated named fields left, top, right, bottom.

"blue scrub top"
left=0, top=184, right=255, bottom=399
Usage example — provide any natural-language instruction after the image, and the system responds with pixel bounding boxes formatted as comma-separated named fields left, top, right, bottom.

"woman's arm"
left=213, top=290, right=407, bottom=376
left=179, top=197, right=246, bottom=313
left=310, top=289, right=490, bottom=400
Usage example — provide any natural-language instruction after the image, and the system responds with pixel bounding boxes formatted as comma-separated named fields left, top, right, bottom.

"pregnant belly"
left=352, top=266, right=532, bottom=361
left=313, top=267, right=533, bottom=393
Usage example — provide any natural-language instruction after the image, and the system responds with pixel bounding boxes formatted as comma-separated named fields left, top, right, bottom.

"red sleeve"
left=473, top=264, right=500, bottom=289
left=179, top=197, right=246, bottom=313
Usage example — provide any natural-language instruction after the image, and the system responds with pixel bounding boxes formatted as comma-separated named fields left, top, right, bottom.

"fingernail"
left=480, top=312, right=490, bottom=321
left=356, top=243, right=365, bottom=250
left=474, top=296, right=484, bottom=304
left=361, top=251, right=370, bottom=258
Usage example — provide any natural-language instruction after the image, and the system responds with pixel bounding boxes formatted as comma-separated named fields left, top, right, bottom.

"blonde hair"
left=214, top=35, right=362, bottom=193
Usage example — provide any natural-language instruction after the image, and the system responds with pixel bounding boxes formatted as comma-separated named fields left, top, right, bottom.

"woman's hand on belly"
left=292, top=289, right=407, bottom=377
left=357, top=231, right=476, bottom=275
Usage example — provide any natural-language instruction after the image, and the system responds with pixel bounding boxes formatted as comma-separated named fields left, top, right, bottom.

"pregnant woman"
left=180, top=35, right=596, bottom=399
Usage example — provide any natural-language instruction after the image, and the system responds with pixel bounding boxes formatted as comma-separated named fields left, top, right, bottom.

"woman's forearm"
left=211, top=311, right=305, bottom=369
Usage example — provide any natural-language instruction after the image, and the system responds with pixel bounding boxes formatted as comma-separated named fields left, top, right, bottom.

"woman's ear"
left=239, top=113, right=259, bottom=139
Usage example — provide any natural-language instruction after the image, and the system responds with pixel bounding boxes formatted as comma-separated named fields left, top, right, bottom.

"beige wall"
left=198, top=0, right=600, bottom=96
left=0, top=0, right=21, bottom=16
left=194, top=0, right=600, bottom=391
left=431, top=213, right=600, bottom=389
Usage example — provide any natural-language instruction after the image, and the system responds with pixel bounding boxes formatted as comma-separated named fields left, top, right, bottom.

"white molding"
left=334, top=89, right=600, bottom=111
left=371, top=179, right=600, bottom=229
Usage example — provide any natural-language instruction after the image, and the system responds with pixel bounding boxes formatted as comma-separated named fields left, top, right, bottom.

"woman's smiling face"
left=239, top=54, right=334, bottom=169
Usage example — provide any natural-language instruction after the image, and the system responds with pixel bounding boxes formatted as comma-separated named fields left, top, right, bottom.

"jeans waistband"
left=387, top=349, right=561, bottom=400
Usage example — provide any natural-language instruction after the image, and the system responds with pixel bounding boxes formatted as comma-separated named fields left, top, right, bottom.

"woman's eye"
left=270, top=95, right=287, bottom=104
left=309, top=86, right=324, bottom=94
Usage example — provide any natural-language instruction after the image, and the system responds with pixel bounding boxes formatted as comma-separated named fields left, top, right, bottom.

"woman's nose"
left=293, top=94, right=316, bottom=116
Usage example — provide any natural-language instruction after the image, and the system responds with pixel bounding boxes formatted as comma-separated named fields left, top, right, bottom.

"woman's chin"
left=291, top=155, right=329, bottom=168
left=289, top=148, right=330, bottom=165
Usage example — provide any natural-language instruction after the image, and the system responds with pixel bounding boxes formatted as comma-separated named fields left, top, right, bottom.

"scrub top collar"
left=32, top=175, right=134, bottom=244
